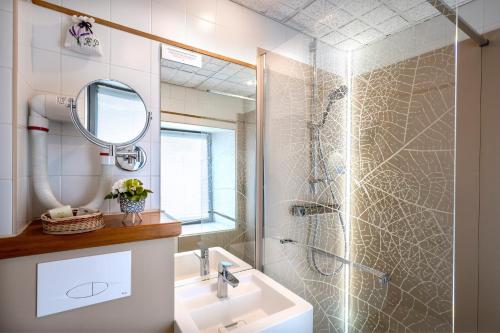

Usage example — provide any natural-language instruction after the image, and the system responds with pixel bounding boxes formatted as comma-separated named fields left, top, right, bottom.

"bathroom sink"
left=174, top=269, right=313, bottom=333
left=175, top=247, right=252, bottom=287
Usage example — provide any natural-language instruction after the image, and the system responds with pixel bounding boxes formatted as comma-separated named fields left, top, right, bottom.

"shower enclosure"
left=258, top=2, right=458, bottom=332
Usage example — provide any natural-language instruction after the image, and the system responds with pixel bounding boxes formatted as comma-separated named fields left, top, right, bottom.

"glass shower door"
left=261, top=6, right=457, bottom=331
left=262, top=46, right=350, bottom=332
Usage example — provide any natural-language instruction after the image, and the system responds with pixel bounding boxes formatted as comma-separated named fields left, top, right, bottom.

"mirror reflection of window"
left=84, top=80, right=147, bottom=144
left=161, top=129, right=210, bottom=222
left=160, top=123, right=236, bottom=234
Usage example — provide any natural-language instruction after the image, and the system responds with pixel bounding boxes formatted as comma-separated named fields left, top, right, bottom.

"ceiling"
left=230, top=0, right=473, bottom=51
left=160, top=55, right=256, bottom=98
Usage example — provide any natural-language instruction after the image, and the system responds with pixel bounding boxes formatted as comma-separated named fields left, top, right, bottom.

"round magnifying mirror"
left=71, top=79, right=151, bottom=148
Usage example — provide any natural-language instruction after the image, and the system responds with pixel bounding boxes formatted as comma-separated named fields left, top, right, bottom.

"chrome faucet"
left=217, top=261, right=239, bottom=299
left=193, top=242, right=210, bottom=279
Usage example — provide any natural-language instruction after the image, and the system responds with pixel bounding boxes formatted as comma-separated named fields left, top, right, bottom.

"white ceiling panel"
left=161, top=50, right=256, bottom=99
left=376, top=15, right=410, bottom=35
left=230, top=0, right=474, bottom=51
left=331, top=0, right=381, bottom=16
left=402, top=2, right=440, bottom=22
left=362, top=5, right=396, bottom=25
left=353, top=28, right=383, bottom=44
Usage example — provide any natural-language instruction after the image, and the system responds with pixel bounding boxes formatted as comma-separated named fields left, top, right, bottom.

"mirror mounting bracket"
left=115, top=145, right=147, bottom=172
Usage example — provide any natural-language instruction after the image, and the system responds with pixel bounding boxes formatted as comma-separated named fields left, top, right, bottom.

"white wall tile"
left=61, top=135, right=101, bottom=175
left=110, top=30, right=151, bottom=72
left=186, top=16, right=216, bottom=52
left=16, top=176, right=31, bottom=231
left=18, top=0, right=32, bottom=49
left=62, top=0, right=110, bottom=20
left=32, top=6, right=62, bottom=52
left=17, top=78, right=30, bottom=127
left=216, top=0, right=243, bottom=28
left=151, top=105, right=161, bottom=143
left=17, top=127, right=29, bottom=178
left=0, top=0, right=13, bottom=12
left=0, top=10, right=13, bottom=68
left=48, top=120, right=62, bottom=135
left=0, top=124, right=12, bottom=179
left=111, top=0, right=151, bottom=32
left=0, top=180, right=13, bottom=235
left=18, top=44, right=32, bottom=87
left=60, top=175, right=101, bottom=207
left=150, top=41, right=161, bottom=75
left=110, top=65, right=151, bottom=109
left=166, top=98, right=185, bottom=113
left=32, top=175, right=61, bottom=217
left=187, top=0, right=216, bottom=23
left=62, top=122, right=81, bottom=136
left=150, top=176, right=160, bottom=210
left=99, top=198, right=110, bottom=214
left=47, top=134, right=62, bottom=176
left=151, top=141, right=160, bottom=176
left=160, top=82, right=170, bottom=108
left=150, top=74, right=160, bottom=108
left=61, top=55, right=110, bottom=96
left=214, top=25, right=243, bottom=64
left=169, top=84, right=186, bottom=100
left=0, top=67, right=12, bottom=124
left=153, top=0, right=186, bottom=13
left=152, top=3, right=186, bottom=43
left=32, top=48, right=61, bottom=93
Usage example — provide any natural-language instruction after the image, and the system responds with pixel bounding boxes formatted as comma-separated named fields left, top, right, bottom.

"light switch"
left=37, top=251, right=131, bottom=317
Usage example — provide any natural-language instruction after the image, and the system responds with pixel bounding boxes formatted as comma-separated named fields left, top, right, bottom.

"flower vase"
left=119, top=195, right=145, bottom=226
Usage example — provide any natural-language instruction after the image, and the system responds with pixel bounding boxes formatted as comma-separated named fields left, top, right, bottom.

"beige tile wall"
left=350, top=45, right=455, bottom=332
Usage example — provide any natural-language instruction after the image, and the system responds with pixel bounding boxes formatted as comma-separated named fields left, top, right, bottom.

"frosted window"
left=161, top=130, right=209, bottom=222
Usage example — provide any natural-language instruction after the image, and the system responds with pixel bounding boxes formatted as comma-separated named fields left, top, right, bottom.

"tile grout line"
left=11, top=0, right=18, bottom=235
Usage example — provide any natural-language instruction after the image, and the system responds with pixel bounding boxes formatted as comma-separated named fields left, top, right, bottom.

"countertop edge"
left=0, top=211, right=181, bottom=260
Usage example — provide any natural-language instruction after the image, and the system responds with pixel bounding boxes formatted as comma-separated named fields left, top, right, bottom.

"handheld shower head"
left=328, top=85, right=348, bottom=101
left=315, top=85, right=348, bottom=128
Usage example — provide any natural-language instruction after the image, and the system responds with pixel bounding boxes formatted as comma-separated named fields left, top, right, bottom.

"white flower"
left=111, top=179, right=127, bottom=194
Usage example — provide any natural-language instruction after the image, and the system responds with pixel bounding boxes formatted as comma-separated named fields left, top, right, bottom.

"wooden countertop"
left=0, top=211, right=181, bottom=260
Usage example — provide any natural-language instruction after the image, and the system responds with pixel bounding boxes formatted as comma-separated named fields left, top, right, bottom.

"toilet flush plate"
left=37, top=251, right=131, bottom=317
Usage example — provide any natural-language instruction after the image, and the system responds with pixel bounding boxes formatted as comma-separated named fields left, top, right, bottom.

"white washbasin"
left=175, top=247, right=252, bottom=287
left=174, top=269, right=313, bottom=333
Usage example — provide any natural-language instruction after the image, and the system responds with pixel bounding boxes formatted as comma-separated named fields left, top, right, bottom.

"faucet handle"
left=218, top=261, right=234, bottom=273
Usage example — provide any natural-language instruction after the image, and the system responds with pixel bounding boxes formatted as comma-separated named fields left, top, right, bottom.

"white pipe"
left=29, top=94, right=113, bottom=211
left=30, top=130, right=64, bottom=209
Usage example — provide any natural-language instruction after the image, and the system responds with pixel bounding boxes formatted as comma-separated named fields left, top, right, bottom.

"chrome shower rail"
left=279, top=238, right=391, bottom=285
left=427, top=0, right=489, bottom=47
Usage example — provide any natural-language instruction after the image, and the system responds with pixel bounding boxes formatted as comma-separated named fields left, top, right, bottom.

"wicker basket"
left=41, top=209, right=105, bottom=235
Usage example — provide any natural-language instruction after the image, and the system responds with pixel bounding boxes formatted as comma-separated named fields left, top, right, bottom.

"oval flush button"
left=66, top=282, right=109, bottom=298
left=92, top=282, right=108, bottom=296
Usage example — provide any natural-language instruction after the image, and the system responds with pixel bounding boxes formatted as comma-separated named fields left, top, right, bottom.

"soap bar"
left=48, top=205, right=73, bottom=219
left=76, top=208, right=97, bottom=216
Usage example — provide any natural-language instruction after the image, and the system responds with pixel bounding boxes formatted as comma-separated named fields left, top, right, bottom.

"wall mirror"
left=71, top=79, right=152, bottom=171
left=160, top=44, right=257, bottom=277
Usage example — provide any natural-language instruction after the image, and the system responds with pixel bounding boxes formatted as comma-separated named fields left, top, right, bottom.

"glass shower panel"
left=262, top=43, right=349, bottom=332
left=262, top=5, right=457, bottom=332
left=349, top=12, right=457, bottom=333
